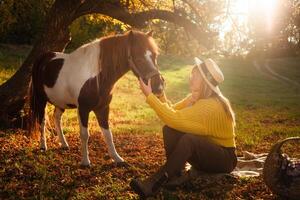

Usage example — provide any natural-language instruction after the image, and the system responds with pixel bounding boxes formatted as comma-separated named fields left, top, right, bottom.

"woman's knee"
left=162, top=126, right=186, bottom=150
left=181, top=133, right=201, bottom=143
left=180, top=134, right=211, bottom=152
left=162, top=126, right=174, bottom=138
left=177, top=134, right=198, bottom=149
left=162, top=125, right=171, bottom=133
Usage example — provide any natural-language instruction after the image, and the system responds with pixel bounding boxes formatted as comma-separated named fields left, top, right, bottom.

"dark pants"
left=162, top=126, right=237, bottom=178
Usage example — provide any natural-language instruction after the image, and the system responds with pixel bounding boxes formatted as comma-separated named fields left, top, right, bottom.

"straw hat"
left=194, top=57, right=224, bottom=96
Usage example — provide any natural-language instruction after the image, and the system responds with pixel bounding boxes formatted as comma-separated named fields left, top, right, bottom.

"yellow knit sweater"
left=146, top=93, right=236, bottom=147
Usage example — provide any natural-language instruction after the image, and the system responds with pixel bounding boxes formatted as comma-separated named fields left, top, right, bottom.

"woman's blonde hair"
left=191, top=66, right=236, bottom=126
left=216, top=94, right=236, bottom=126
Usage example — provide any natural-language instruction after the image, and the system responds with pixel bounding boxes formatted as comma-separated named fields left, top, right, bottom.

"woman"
left=130, top=57, right=237, bottom=198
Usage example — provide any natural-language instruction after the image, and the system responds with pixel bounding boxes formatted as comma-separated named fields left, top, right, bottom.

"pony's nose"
left=158, top=84, right=164, bottom=92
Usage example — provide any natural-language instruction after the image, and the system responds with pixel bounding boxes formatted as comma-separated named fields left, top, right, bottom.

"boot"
left=130, top=168, right=168, bottom=198
left=165, top=166, right=200, bottom=189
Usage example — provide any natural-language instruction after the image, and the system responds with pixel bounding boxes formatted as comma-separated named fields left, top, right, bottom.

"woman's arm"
left=146, top=93, right=232, bottom=139
left=157, top=92, right=191, bottom=110
left=172, top=94, right=192, bottom=110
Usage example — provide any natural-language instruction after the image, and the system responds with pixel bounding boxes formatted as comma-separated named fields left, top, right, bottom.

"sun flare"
left=234, top=0, right=278, bottom=15
left=221, top=0, right=280, bottom=38
left=234, top=0, right=279, bottom=30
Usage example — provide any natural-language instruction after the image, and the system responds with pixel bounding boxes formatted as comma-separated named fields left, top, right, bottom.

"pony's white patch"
left=144, top=50, right=156, bottom=70
left=101, top=127, right=124, bottom=163
left=44, top=40, right=101, bottom=109
left=145, top=50, right=164, bottom=90
left=78, top=111, right=91, bottom=166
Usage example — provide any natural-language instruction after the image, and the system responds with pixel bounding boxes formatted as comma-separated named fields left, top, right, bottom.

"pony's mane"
left=71, top=30, right=159, bottom=81
left=99, top=33, right=128, bottom=77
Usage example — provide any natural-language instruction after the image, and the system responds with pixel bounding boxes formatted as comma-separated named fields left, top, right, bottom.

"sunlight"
left=219, top=0, right=280, bottom=43
left=234, top=0, right=278, bottom=14
left=233, top=0, right=249, bottom=14
left=234, top=0, right=279, bottom=31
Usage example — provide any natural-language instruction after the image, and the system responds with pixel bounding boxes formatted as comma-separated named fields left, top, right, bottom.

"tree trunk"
left=0, top=0, right=211, bottom=128
left=0, top=0, right=80, bottom=127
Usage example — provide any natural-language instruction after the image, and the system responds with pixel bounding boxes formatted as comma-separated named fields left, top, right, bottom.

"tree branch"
left=74, top=1, right=213, bottom=46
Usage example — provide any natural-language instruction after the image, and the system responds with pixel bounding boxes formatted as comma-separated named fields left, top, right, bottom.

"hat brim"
left=194, top=57, right=203, bottom=66
left=194, top=57, right=222, bottom=96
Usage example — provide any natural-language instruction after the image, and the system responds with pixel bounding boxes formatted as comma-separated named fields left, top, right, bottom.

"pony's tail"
left=27, top=79, right=41, bottom=138
left=27, top=53, right=49, bottom=138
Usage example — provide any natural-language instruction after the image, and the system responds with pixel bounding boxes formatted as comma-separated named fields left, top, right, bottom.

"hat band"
left=200, top=63, right=218, bottom=86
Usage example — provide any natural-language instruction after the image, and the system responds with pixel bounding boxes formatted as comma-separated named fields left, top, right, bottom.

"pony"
left=28, top=30, right=165, bottom=166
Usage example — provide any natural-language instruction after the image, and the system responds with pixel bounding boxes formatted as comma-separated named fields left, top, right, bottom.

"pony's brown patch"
left=78, top=73, right=115, bottom=128
left=43, top=58, right=64, bottom=87
left=66, top=104, right=77, bottom=108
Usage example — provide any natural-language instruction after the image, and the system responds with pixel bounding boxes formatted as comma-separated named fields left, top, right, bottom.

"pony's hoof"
left=80, top=164, right=91, bottom=168
left=116, top=161, right=130, bottom=168
left=61, top=146, right=69, bottom=150
left=81, top=160, right=91, bottom=167
left=40, top=147, right=47, bottom=151
left=113, top=156, right=125, bottom=163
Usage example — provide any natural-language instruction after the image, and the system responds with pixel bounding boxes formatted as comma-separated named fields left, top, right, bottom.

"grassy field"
left=0, top=44, right=300, bottom=199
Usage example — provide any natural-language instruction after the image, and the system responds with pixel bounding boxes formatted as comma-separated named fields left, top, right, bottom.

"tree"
left=229, top=0, right=300, bottom=57
left=0, top=0, right=54, bottom=44
left=0, top=0, right=215, bottom=127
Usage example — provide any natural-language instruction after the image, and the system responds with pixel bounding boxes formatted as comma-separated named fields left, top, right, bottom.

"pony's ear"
left=146, top=30, right=153, bottom=37
left=128, top=30, right=134, bottom=43
left=128, top=30, right=133, bottom=36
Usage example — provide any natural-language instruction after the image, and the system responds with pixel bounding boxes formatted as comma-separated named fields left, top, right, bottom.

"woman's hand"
left=139, top=78, right=152, bottom=96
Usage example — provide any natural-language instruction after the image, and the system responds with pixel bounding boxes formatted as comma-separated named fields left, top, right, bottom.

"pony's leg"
left=94, top=107, right=124, bottom=163
left=39, top=101, right=47, bottom=150
left=78, top=107, right=91, bottom=166
left=101, top=128, right=124, bottom=163
left=40, top=117, right=47, bottom=150
left=54, top=107, right=69, bottom=149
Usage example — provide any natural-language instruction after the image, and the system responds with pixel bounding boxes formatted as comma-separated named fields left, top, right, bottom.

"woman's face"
left=189, top=66, right=204, bottom=92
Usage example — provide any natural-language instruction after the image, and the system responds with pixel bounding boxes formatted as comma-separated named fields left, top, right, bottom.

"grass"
left=0, top=44, right=30, bottom=83
left=269, top=57, right=300, bottom=83
left=0, top=44, right=300, bottom=199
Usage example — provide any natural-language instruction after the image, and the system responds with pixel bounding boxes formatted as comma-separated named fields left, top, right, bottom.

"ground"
left=0, top=44, right=300, bottom=199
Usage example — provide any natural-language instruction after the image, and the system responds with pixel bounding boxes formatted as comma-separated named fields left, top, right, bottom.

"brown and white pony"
left=28, top=30, right=164, bottom=166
